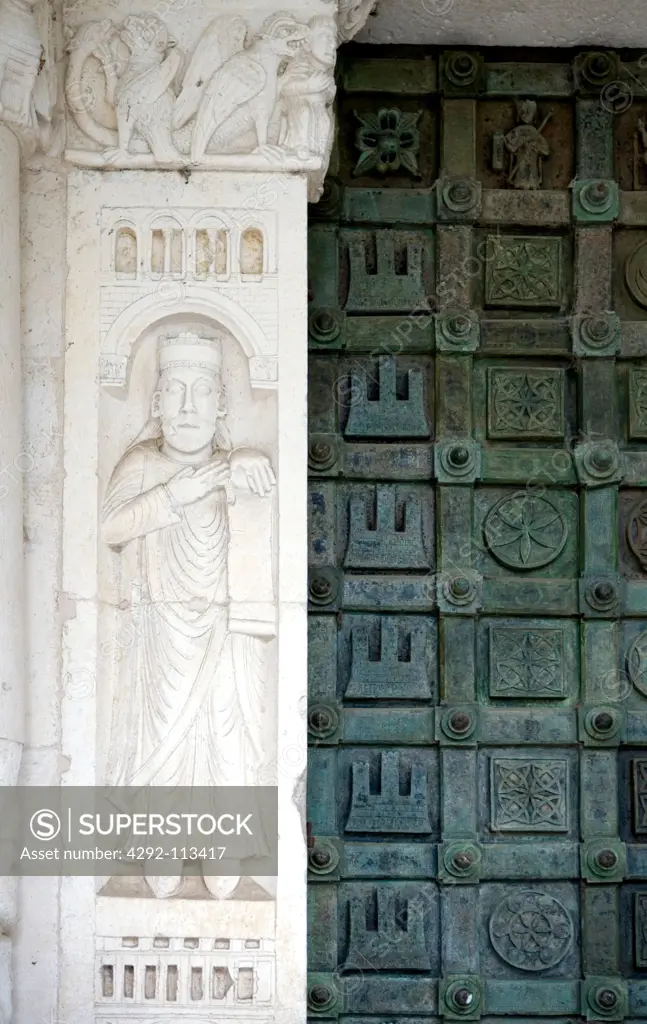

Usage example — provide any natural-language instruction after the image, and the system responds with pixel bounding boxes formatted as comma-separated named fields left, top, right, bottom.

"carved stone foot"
left=253, top=143, right=287, bottom=162
left=102, top=148, right=131, bottom=166
left=145, top=874, right=183, bottom=899
left=202, top=873, right=241, bottom=900
left=150, top=144, right=182, bottom=165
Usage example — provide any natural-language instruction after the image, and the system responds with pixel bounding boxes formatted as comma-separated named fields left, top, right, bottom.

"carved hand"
left=165, top=461, right=230, bottom=506
left=229, top=450, right=276, bottom=497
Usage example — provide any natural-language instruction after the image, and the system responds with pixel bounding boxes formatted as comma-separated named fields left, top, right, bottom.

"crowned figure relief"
left=101, top=332, right=276, bottom=900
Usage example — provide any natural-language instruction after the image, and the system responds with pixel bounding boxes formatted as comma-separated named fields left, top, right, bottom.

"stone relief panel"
left=95, top=935, right=275, bottom=1018
left=0, top=0, right=59, bottom=152
left=336, top=0, right=374, bottom=42
left=64, top=8, right=337, bottom=195
left=98, top=205, right=279, bottom=391
left=98, top=326, right=277, bottom=902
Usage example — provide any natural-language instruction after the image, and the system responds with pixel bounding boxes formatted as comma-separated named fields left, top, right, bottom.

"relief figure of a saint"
left=492, top=99, right=551, bottom=190
left=101, top=332, right=275, bottom=899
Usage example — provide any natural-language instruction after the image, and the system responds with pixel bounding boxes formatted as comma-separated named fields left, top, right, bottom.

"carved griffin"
left=66, top=14, right=182, bottom=164
left=106, top=15, right=182, bottom=165
left=65, top=9, right=336, bottom=169
left=176, top=12, right=308, bottom=161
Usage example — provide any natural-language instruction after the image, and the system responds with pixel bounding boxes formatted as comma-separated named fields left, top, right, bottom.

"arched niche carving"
left=240, top=227, right=265, bottom=277
left=96, top=319, right=278, bottom=903
left=114, top=224, right=138, bottom=279
left=99, top=288, right=277, bottom=394
left=148, top=214, right=185, bottom=278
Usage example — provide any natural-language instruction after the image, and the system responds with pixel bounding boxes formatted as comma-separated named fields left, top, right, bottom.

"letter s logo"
left=30, top=809, right=61, bottom=841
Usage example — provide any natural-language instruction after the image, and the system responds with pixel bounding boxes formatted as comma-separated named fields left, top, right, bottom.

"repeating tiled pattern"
left=307, top=46, right=647, bottom=1024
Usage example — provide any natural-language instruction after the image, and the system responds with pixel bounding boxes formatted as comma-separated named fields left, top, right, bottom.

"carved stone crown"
left=158, top=332, right=223, bottom=373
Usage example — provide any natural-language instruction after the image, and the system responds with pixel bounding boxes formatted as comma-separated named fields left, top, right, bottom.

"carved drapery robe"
left=101, top=439, right=271, bottom=796
left=504, top=124, right=550, bottom=190
left=278, top=53, right=335, bottom=159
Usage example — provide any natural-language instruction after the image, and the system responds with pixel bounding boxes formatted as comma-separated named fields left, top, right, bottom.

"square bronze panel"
left=337, top=747, right=440, bottom=837
left=336, top=95, right=438, bottom=189
left=614, top=102, right=647, bottom=191
left=637, top=893, right=647, bottom=967
left=490, top=756, right=569, bottom=832
left=339, top=354, right=434, bottom=440
left=619, top=884, right=647, bottom=976
left=476, top=99, right=574, bottom=191
left=340, top=229, right=435, bottom=314
left=619, top=490, right=647, bottom=579
left=337, top=882, right=439, bottom=973
left=479, top=882, right=580, bottom=978
left=339, top=613, right=438, bottom=701
left=488, top=623, right=567, bottom=699
left=487, top=366, right=565, bottom=439
left=613, top=229, right=647, bottom=321
left=484, top=235, right=562, bottom=309
left=340, top=482, right=435, bottom=571
left=474, top=487, right=578, bottom=578
left=634, top=759, right=647, bottom=834
left=620, top=621, right=647, bottom=712
left=629, top=367, right=647, bottom=439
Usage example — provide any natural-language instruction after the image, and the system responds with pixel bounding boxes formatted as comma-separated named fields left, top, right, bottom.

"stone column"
left=0, top=1, right=46, bottom=1018
left=0, top=119, right=23, bottom=1024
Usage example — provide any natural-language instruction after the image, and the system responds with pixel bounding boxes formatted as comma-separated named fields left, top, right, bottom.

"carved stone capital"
left=62, top=1, right=374, bottom=198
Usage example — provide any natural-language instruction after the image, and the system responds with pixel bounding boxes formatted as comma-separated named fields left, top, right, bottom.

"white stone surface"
left=0, top=0, right=52, bottom=153
left=0, top=116, right=26, bottom=1024
left=357, top=0, right=647, bottom=46
left=55, top=167, right=307, bottom=1022
left=16, top=154, right=65, bottom=1024
left=64, top=4, right=339, bottom=199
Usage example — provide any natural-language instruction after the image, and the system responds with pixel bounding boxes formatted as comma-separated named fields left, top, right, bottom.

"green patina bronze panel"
left=307, top=44, right=647, bottom=1024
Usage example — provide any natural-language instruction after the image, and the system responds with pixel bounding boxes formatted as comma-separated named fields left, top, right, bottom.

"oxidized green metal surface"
left=307, top=45, right=647, bottom=1024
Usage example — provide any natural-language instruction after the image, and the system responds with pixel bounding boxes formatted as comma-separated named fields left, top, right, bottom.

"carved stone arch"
left=99, top=287, right=275, bottom=393
left=187, top=209, right=237, bottom=235
left=233, top=212, right=277, bottom=275
left=146, top=212, right=187, bottom=278
left=240, top=226, right=265, bottom=277
left=112, top=220, right=139, bottom=279
left=188, top=211, right=233, bottom=280
left=146, top=210, right=188, bottom=228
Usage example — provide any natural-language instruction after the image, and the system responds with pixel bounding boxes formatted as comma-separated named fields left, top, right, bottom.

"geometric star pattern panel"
left=307, top=45, right=647, bottom=1024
